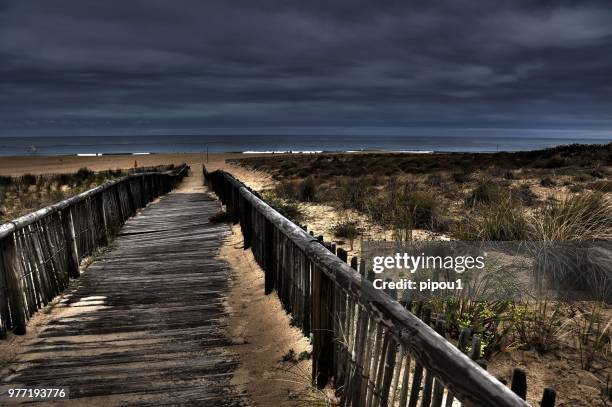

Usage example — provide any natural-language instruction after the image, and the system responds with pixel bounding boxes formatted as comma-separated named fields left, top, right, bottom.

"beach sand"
left=0, top=152, right=246, bottom=176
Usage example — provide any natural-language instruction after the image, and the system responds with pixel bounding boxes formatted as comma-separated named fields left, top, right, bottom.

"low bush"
left=405, top=191, right=441, bottom=229
left=511, top=184, right=538, bottom=206
left=452, top=172, right=471, bottom=184
left=0, top=176, right=11, bottom=187
left=274, top=176, right=318, bottom=202
left=335, top=177, right=371, bottom=211
left=331, top=219, right=360, bottom=249
left=540, top=177, right=556, bottom=187
left=511, top=301, right=567, bottom=354
left=21, top=174, right=37, bottom=186
left=537, top=156, right=568, bottom=169
left=75, top=167, right=95, bottom=183
left=466, top=180, right=502, bottom=206
left=331, top=220, right=360, bottom=239
left=264, top=194, right=304, bottom=222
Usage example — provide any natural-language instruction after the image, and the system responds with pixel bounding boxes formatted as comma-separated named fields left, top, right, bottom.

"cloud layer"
left=1, top=0, right=611, bottom=135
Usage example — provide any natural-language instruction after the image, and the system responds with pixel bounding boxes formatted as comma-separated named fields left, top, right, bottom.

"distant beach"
left=0, top=134, right=610, bottom=157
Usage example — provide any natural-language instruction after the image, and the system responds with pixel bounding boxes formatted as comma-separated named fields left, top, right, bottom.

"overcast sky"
left=1, top=0, right=611, bottom=137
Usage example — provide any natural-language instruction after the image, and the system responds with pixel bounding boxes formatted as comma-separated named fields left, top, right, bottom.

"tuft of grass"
left=530, top=192, right=612, bottom=300
left=466, top=180, right=502, bottom=206
left=511, top=301, right=569, bottom=354
left=589, top=180, right=612, bottom=192
left=530, top=191, right=612, bottom=242
left=573, top=304, right=612, bottom=372
left=405, top=191, right=442, bottom=230
left=263, top=193, right=305, bottom=222
left=456, top=198, right=529, bottom=241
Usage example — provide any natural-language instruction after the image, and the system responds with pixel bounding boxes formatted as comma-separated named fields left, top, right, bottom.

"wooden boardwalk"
left=0, top=176, right=246, bottom=406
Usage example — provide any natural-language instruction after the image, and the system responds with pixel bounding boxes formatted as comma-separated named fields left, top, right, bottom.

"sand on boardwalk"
left=221, top=224, right=316, bottom=406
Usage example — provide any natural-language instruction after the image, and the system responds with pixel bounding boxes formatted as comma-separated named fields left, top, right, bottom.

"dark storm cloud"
left=0, top=0, right=611, bottom=135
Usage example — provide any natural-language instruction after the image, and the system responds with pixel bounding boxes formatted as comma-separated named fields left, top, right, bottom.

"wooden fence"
left=205, top=167, right=535, bottom=407
left=0, top=165, right=189, bottom=338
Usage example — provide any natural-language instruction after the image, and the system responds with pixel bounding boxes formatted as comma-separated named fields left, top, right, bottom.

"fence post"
left=541, top=388, right=556, bottom=407
left=1, top=235, right=27, bottom=335
left=62, top=208, right=80, bottom=278
left=511, top=368, right=527, bottom=400
left=312, top=266, right=334, bottom=388
left=113, top=185, right=125, bottom=223
left=0, top=245, right=10, bottom=338
left=98, top=192, right=109, bottom=245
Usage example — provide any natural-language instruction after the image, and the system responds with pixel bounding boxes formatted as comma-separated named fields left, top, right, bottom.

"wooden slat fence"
left=0, top=165, right=188, bottom=338
left=205, top=167, right=530, bottom=407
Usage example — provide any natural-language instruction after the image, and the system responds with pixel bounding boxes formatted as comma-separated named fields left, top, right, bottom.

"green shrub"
left=331, top=220, right=360, bottom=239
left=75, top=167, right=95, bottom=184
left=511, top=301, right=566, bottom=354
left=263, top=194, right=304, bottom=222
left=274, top=176, right=318, bottom=202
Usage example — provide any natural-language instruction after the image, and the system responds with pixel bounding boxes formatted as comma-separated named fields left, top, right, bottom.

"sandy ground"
left=220, top=224, right=319, bottom=406
left=0, top=152, right=245, bottom=176
left=489, top=349, right=608, bottom=407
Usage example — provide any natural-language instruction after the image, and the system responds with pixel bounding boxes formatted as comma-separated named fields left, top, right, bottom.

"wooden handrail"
left=0, top=165, right=189, bottom=338
left=205, top=167, right=529, bottom=407
left=0, top=166, right=188, bottom=239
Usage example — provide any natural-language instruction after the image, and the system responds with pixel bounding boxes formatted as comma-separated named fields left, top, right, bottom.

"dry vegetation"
left=0, top=164, right=179, bottom=223
left=230, top=143, right=612, bottom=405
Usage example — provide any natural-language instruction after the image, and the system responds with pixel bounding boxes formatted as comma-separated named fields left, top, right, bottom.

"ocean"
left=0, top=134, right=610, bottom=156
